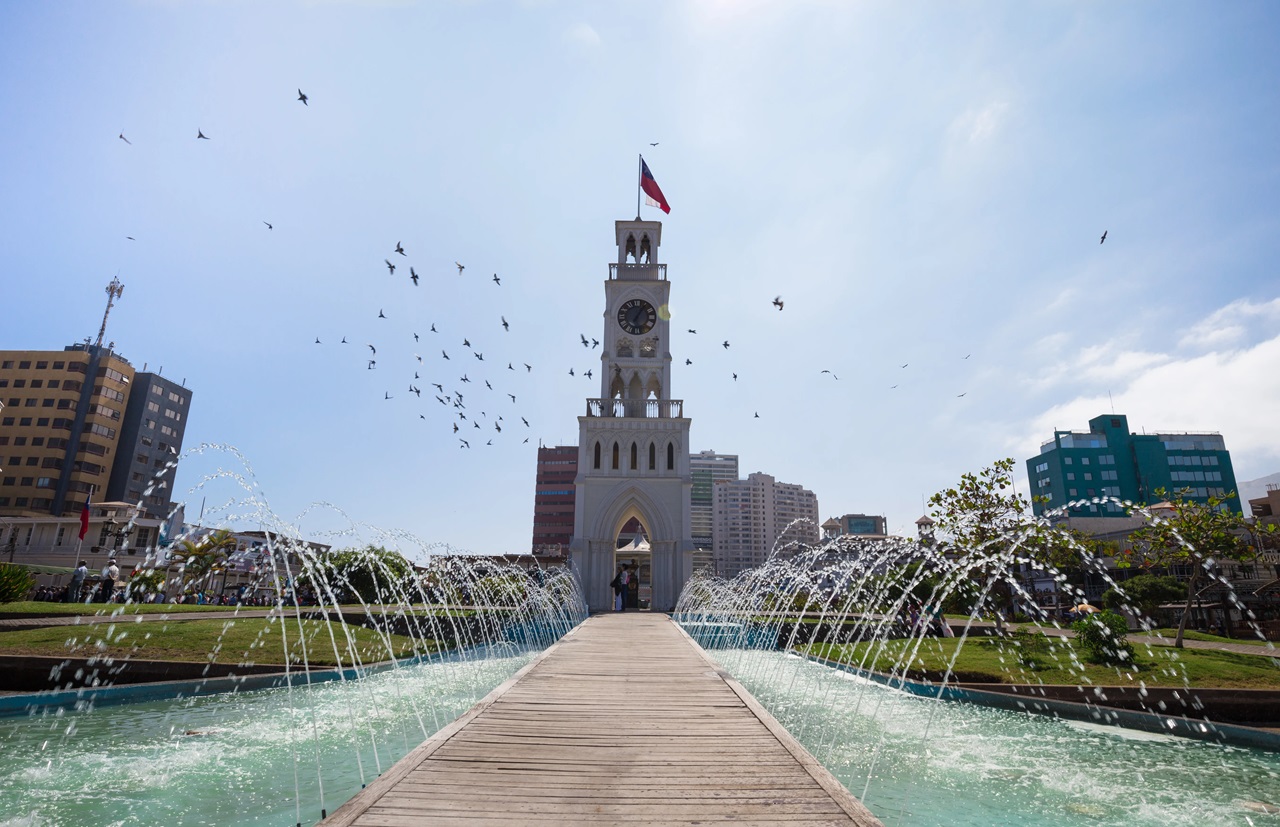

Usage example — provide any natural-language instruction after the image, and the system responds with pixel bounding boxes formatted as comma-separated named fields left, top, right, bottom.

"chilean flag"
left=640, top=158, right=670, bottom=214
left=78, top=495, right=90, bottom=541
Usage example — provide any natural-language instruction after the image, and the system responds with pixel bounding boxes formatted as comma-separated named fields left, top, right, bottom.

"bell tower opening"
left=613, top=516, right=652, bottom=611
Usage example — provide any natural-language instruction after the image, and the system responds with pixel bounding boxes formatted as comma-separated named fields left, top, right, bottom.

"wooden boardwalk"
left=320, top=612, right=881, bottom=827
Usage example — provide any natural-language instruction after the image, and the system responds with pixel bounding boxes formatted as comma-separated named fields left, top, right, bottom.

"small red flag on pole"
left=78, top=494, right=90, bottom=541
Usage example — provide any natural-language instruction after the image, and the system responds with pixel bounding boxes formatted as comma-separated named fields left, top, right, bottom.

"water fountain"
left=0, top=448, right=587, bottom=827
left=673, top=511, right=1280, bottom=826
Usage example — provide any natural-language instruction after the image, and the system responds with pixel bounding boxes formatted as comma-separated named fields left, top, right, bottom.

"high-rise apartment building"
left=1027, top=413, right=1240, bottom=519
left=0, top=344, right=191, bottom=520
left=531, top=445, right=577, bottom=553
left=690, top=449, right=738, bottom=574
left=712, top=472, right=819, bottom=579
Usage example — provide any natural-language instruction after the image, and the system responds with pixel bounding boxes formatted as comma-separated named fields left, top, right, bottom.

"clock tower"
left=570, top=219, right=694, bottom=612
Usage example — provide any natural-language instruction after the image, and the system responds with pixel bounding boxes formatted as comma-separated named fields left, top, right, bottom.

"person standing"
left=610, top=565, right=625, bottom=612
left=66, top=561, right=88, bottom=603
left=97, top=559, right=118, bottom=603
left=626, top=563, right=640, bottom=610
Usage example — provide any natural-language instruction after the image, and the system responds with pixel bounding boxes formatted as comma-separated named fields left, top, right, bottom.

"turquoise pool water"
left=715, top=650, right=1280, bottom=827
left=0, top=647, right=534, bottom=827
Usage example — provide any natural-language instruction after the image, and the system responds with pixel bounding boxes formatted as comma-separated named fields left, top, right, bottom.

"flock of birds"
left=115, top=87, right=1113, bottom=449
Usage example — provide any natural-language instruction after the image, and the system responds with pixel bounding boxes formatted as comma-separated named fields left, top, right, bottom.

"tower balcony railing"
left=609, top=263, right=666, bottom=281
left=585, top=398, right=683, bottom=419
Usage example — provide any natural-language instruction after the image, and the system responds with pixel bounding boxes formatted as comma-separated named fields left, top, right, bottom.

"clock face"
left=617, top=299, right=657, bottom=335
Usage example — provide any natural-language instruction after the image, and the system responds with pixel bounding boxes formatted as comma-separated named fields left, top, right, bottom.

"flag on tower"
left=78, top=493, right=90, bottom=541
left=640, top=158, right=670, bottom=214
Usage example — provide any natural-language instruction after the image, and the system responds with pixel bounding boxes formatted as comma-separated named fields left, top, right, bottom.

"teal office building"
left=1026, top=414, right=1241, bottom=518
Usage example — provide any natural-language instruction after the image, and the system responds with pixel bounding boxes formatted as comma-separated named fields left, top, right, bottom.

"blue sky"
left=3, top=2, right=1278, bottom=560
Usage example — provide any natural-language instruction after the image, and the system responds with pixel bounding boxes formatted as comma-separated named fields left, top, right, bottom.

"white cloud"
left=1018, top=330, right=1280, bottom=477
left=1178, top=297, right=1280, bottom=350
left=563, top=22, right=601, bottom=48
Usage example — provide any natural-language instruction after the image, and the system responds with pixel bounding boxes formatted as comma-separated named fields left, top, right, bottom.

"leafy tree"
left=300, top=545, right=413, bottom=604
left=1101, top=573, right=1186, bottom=624
left=927, top=458, right=1100, bottom=632
left=0, top=563, right=35, bottom=603
left=1126, top=489, right=1275, bottom=648
left=1072, top=609, right=1134, bottom=665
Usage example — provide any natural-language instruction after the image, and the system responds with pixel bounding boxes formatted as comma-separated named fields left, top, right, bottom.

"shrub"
left=0, top=563, right=36, bottom=603
left=1011, top=628, right=1053, bottom=669
left=1072, top=610, right=1134, bottom=665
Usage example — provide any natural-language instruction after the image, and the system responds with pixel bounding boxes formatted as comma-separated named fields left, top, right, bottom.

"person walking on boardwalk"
left=66, top=561, right=88, bottom=602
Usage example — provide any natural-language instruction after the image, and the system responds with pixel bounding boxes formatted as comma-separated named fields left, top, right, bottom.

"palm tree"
left=171, top=529, right=238, bottom=596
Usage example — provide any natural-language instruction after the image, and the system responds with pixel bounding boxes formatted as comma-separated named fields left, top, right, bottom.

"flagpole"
left=636, top=154, right=643, bottom=219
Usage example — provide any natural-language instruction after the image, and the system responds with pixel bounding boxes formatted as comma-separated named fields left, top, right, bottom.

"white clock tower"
left=570, top=219, right=694, bottom=612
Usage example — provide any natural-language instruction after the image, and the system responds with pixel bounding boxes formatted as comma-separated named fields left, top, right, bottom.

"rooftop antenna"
left=1108, top=390, right=1115, bottom=414
left=94, top=276, right=124, bottom=349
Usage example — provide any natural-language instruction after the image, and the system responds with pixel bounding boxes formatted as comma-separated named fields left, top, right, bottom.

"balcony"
left=585, top=398, right=684, bottom=419
left=609, top=263, right=666, bottom=281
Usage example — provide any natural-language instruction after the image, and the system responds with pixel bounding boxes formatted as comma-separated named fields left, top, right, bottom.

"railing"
left=608, top=263, right=666, bottom=281
left=585, top=398, right=683, bottom=419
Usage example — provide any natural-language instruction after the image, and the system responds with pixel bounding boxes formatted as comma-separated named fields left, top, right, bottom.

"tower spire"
left=94, top=276, right=124, bottom=349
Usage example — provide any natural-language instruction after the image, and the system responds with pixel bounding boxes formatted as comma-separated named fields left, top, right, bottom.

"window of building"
left=668, top=442, right=675, bottom=471
left=35, top=361, right=47, bottom=370
left=24, top=457, right=37, bottom=466
left=593, top=442, right=601, bottom=469
left=12, top=437, right=24, bottom=446
left=18, top=361, right=30, bottom=369
left=35, top=477, right=52, bottom=488
left=36, top=418, right=48, bottom=427
left=0, top=380, right=6, bottom=388
left=19, top=477, right=32, bottom=486
left=649, top=443, right=656, bottom=470
left=630, top=442, right=637, bottom=470
left=0, top=361, right=11, bottom=369
left=30, top=380, right=42, bottom=389
left=147, top=401, right=160, bottom=412
left=1083, top=473, right=1092, bottom=480
left=41, top=398, right=53, bottom=408
left=140, top=436, right=152, bottom=447
left=1066, top=473, right=1074, bottom=481
left=1034, top=462, right=1048, bottom=474
left=55, top=526, right=65, bottom=546
left=0, top=418, right=11, bottom=426
left=1064, top=457, right=1072, bottom=465
left=14, top=498, right=28, bottom=507
left=46, top=380, right=59, bottom=389
left=19, top=418, right=31, bottom=427
left=611, top=442, right=619, bottom=470
left=52, top=361, right=64, bottom=369
left=23, top=399, right=35, bottom=407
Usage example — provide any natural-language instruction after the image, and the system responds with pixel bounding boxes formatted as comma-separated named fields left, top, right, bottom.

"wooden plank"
left=318, top=613, right=883, bottom=827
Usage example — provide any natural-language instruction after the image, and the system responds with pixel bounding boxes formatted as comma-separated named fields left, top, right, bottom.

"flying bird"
left=492, top=273, right=501, bottom=285
left=963, top=354, right=971, bottom=359
left=568, top=368, right=575, bottom=376
left=1100, top=230, right=1108, bottom=244
left=474, top=352, right=484, bottom=361
left=385, top=259, right=395, bottom=275
left=508, top=393, right=516, bottom=402
left=314, top=337, right=321, bottom=344
left=442, top=350, right=450, bottom=360
left=507, top=362, right=514, bottom=370
left=591, top=338, right=600, bottom=349
left=431, top=324, right=437, bottom=333
left=495, top=422, right=502, bottom=433
left=501, top=316, right=509, bottom=331
left=463, top=339, right=471, bottom=348
left=524, top=363, right=532, bottom=372
left=580, top=334, right=589, bottom=347
left=414, top=333, right=420, bottom=342
left=297, top=89, right=308, bottom=105
left=486, top=440, right=493, bottom=446
left=453, top=423, right=459, bottom=433
left=341, top=337, right=347, bottom=344
left=460, top=375, right=470, bottom=383
left=395, top=241, right=405, bottom=256
left=523, top=438, right=529, bottom=444
left=367, top=344, right=376, bottom=354
left=432, top=383, right=443, bottom=392
left=957, top=392, right=967, bottom=397
left=126, top=236, right=135, bottom=240
left=455, top=262, right=465, bottom=274
left=754, top=412, right=760, bottom=418
left=732, top=373, right=737, bottom=381
left=410, top=267, right=419, bottom=285
left=484, top=380, right=492, bottom=389
left=119, top=133, right=131, bottom=145
left=384, top=392, right=392, bottom=400
left=685, top=358, right=692, bottom=365
left=649, top=142, right=659, bottom=146
left=263, top=221, right=273, bottom=230
left=197, top=129, right=209, bottom=140
left=521, top=417, right=529, bottom=427
left=378, top=310, right=386, bottom=319
left=722, top=341, right=730, bottom=349
left=585, top=369, right=593, bottom=379
left=460, top=439, right=469, bottom=449
left=367, top=360, right=376, bottom=370
left=688, top=329, right=697, bottom=334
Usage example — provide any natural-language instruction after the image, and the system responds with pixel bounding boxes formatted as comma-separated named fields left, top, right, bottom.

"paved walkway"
left=320, top=612, right=882, bottom=827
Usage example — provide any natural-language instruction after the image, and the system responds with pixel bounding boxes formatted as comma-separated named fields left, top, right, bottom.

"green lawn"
left=0, top=618, right=430, bottom=667
left=801, top=635, right=1280, bottom=690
